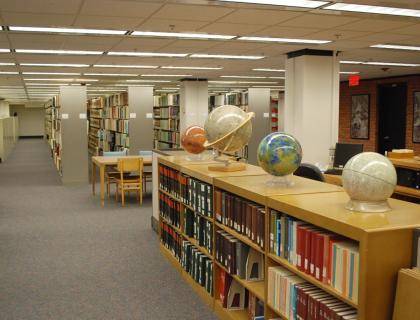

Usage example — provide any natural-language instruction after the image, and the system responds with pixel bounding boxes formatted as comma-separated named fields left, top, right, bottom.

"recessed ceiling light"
left=0, top=49, right=11, bottom=53
left=190, top=54, right=264, bottom=60
left=219, top=0, right=329, bottom=9
left=132, top=31, right=235, bottom=40
left=238, top=36, right=331, bottom=44
left=340, top=61, right=364, bottom=64
left=126, top=79, right=172, bottom=83
left=0, top=71, right=19, bottom=74
left=108, top=52, right=188, bottom=57
left=9, top=26, right=126, bottom=35
left=22, top=72, right=81, bottom=75
left=370, top=44, right=420, bottom=51
left=161, top=66, right=223, bottom=70
left=20, top=63, right=90, bottom=67
left=93, top=64, right=158, bottom=69
left=221, top=75, right=267, bottom=79
left=16, top=49, right=103, bottom=55
left=252, top=68, right=285, bottom=72
left=141, top=74, right=192, bottom=77
left=209, top=80, right=278, bottom=84
left=340, top=60, right=419, bottom=67
left=340, top=71, right=360, bottom=75
left=324, top=3, right=420, bottom=18
left=24, top=78, right=99, bottom=81
left=25, top=83, right=70, bottom=86
left=84, top=73, right=139, bottom=76
left=0, top=62, right=15, bottom=66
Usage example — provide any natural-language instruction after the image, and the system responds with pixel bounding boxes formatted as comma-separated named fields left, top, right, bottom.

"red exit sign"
left=349, top=75, right=360, bottom=86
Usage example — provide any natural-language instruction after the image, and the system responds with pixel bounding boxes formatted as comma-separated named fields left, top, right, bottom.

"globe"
left=204, top=105, right=254, bottom=154
left=181, top=125, right=206, bottom=154
left=342, top=152, right=397, bottom=213
left=257, top=132, right=302, bottom=177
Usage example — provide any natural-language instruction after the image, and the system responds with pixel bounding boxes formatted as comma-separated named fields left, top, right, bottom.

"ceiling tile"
left=304, top=29, right=370, bottom=41
left=74, top=15, right=143, bottom=29
left=392, top=23, right=420, bottom=36
left=338, top=19, right=416, bottom=32
left=15, top=54, right=100, bottom=64
left=1, top=12, right=75, bottom=26
left=138, top=19, right=208, bottom=32
left=159, top=39, right=223, bottom=50
left=197, top=22, right=267, bottom=35
left=0, top=0, right=82, bottom=14
left=151, top=4, right=234, bottom=22
left=111, top=38, right=174, bottom=51
left=218, top=9, right=301, bottom=25
left=8, top=34, right=65, bottom=49
left=80, top=0, right=162, bottom=18
left=279, top=14, right=360, bottom=29
left=350, top=33, right=414, bottom=43
left=250, top=26, right=319, bottom=37
left=320, top=39, right=373, bottom=50
left=62, top=36, right=122, bottom=51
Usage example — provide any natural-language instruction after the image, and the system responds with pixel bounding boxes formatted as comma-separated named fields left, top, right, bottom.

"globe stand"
left=266, top=175, right=294, bottom=187
left=185, top=153, right=207, bottom=161
left=208, top=150, right=246, bottom=172
left=345, top=199, right=392, bottom=213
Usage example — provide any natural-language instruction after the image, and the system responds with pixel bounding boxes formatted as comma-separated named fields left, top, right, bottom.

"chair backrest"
left=139, top=150, right=152, bottom=156
left=294, top=163, right=325, bottom=182
left=103, top=150, right=127, bottom=157
left=117, top=157, right=143, bottom=174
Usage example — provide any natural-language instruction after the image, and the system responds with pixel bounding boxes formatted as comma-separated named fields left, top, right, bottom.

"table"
left=92, top=155, right=152, bottom=206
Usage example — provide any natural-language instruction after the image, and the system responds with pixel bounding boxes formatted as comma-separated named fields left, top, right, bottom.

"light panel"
left=340, top=71, right=360, bottom=74
left=0, top=49, right=11, bottom=53
left=190, top=54, right=264, bottom=60
left=20, top=63, right=90, bottom=67
left=24, top=78, right=99, bottom=81
left=340, top=60, right=419, bottom=67
left=83, top=73, right=139, bottom=76
left=0, top=62, right=15, bottom=66
left=16, top=49, right=103, bottom=55
left=221, top=75, right=266, bottom=79
left=132, top=31, right=235, bottom=40
left=161, top=66, right=223, bottom=70
left=252, top=68, right=285, bottom=72
left=0, top=71, right=19, bottom=74
left=108, top=51, right=188, bottom=57
left=238, top=36, right=331, bottom=44
left=9, top=26, right=126, bottom=35
left=209, top=80, right=278, bottom=84
left=22, top=72, right=81, bottom=75
left=126, top=79, right=172, bottom=83
left=141, top=74, right=192, bottom=77
left=219, top=0, right=329, bottom=9
left=370, top=44, right=420, bottom=51
left=324, top=3, right=420, bottom=18
left=93, top=64, right=158, bottom=69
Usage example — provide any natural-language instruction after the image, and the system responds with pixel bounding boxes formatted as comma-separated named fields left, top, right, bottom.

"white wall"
left=0, top=101, right=10, bottom=118
left=9, top=104, right=44, bottom=137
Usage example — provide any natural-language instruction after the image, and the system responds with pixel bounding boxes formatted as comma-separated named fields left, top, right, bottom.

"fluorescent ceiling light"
left=93, top=64, right=158, bottom=69
left=0, top=49, right=11, bottom=53
left=20, top=63, right=89, bottom=67
left=25, top=83, right=70, bottom=86
left=87, top=89, right=126, bottom=92
left=221, top=75, right=267, bottom=79
left=114, top=84, right=151, bottom=87
left=253, top=86, right=284, bottom=88
left=209, top=80, right=278, bottom=84
left=340, top=61, right=364, bottom=64
left=269, top=76, right=285, bottom=79
left=108, top=52, right=188, bottom=58
left=24, top=78, right=99, bottom=81
left=132, top=31, right=235, bottom=40
left=252, top=68, right=285, bottom=72
left=162, top=87, right=180, bottom=90
left=370, top=44, right=420, bottom=51
left=0, top=71, right=19, bottom=74
left=84, top=73, right=139, bottom=76
left=161, top=66, right=223, bottom=70
left=190, top=54, right=264, bottom=60
left=219, top=0, right=328, bottom=9
left=126, top=79, right=171, bottom=83
left=340, top=60, right=419, bottom=67
left=340, top=71, right=360, bottom=75
left=155, top=89, right=179, bottom=92
left=22, top=72, right=81, bottom=75
left=16, top=49, right=103, bottom=55
left=0, top=62, right=15, bottom=66
left=9, top=26, right=126, bottom=35
left=141, top=74, right=192, bottom=77
left=238, top=36, right=331, bottom=44
left=324, top=3, right=420, bottom=18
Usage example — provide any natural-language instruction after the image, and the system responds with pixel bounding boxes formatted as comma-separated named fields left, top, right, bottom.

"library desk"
left=91, top=155, right=152, bottom=206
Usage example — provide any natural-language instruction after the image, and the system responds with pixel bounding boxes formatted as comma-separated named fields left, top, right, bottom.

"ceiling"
left=0, top=0, right=419, bottom=103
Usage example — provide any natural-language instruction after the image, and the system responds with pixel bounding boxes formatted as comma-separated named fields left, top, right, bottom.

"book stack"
left=158, top=165, right=180, bottom=197
left=154, top=106, right=179, bottom=118
left=153, top=130, right=180, bottom=145
left=185, top=177, right=213, bottom=218
left=214, top=190, right=265, bottom=248
left=268, top=266, right=357, bottom=320
left=154, top=93, right=179, bottom=106
left=159, top=192, right=181, bottom=228
left=104, top=105, right=129, bottom=119
left=248, top=292, right=264, bottom=320
left=182, top=240, right=213, bottom=296
left=160, top=221, right=182, bottom=262
left=103, top=119, right=129, bottom=134
left=216, top=230, right=264, bottom=280
left=184, top=207, right=213, bottom=254
left=269, top=210, right=359, bottom=303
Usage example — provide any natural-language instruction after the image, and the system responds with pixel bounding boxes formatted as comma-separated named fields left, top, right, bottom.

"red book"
left=304, top=228, right=316, bottom=274
left=310, top=230, right=319, bottom=277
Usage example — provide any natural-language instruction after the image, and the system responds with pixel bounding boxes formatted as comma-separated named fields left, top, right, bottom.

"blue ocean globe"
left=257, top=132, right=302, bottom=176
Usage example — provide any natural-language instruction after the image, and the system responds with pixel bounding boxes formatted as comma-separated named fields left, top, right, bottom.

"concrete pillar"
left=180, top=79, right=208, bottom=134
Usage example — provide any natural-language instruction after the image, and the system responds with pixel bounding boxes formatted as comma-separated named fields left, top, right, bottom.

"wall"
left=339, top=75, right=420, bottom=154
left=0, top=101, right=10, bottom=118
left=9, top=104, right=44, bottom=137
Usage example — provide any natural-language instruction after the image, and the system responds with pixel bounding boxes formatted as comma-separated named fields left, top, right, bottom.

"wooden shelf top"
left=214, top=174, right=343, bottom=205
left=389, top=157, right=420, bottom=170
left=268, top=192, right=420, bottom=241
left=158, top=153, right=218, bottom=171
left=181, top=163, right=266, bottom=185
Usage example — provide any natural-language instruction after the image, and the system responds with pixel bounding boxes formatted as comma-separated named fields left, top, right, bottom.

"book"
left=412, top=228, right=420, bottom=268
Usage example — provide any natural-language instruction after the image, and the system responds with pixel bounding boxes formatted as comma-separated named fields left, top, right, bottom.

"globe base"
left=266, top=175, right=295, bottom=188
left=185, top=153, right=207, bottom=161
left=345, top=199, right=392, bottom=213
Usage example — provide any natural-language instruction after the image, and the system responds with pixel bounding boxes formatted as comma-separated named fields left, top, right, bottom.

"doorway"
left=377, top=83, right=407, bottom=155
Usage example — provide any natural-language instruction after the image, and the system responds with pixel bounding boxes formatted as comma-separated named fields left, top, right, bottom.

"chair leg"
left=107, top=181, right=110, bottom=199
left=140, top=185, right=143, bottom=206
left=115, top=184, right=119, bottom=203
left=121, top=187, right=125, bottom=207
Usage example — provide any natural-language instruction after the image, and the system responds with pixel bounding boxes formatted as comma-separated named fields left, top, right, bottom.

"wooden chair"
left=115, top=157, right=143, bottom=207
left=139, top=150, right=153, bottom=192
left=103, top=150, right=127, bottom=198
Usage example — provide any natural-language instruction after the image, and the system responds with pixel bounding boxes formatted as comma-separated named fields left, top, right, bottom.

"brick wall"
left=339, top=75, right=420, bottom=154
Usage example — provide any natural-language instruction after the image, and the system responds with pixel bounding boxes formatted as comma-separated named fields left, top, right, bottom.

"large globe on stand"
left=181, top=125, right=206, bottom=155
left=204, top=105, right=254, bottom=154
left=257, top=132, right=303, bottom=179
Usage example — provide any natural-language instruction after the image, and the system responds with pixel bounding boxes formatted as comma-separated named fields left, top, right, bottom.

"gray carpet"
left=0, top=139, right=217, bottom=320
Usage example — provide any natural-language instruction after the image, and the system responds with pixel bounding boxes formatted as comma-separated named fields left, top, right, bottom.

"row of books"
left=154, top=140, right=177, bottom=149
left=97, top=130, right=130, bottom=151
left=103, top=105, right=129, bottom=120
left=184, top=208, right=213, bottom=254
left=154, top=93, right=179, bottom=107
left=153, top=130, right=180, bottom=145
left=268, top=266, right=357, bottom=320
left=89, top=108, right=103, bottom=118
left=181, top=240, right=213, bottom=296
left=153, top=106, right=179, bottom=118
left=269, top=210, right=359, bottom=303
left=216, top=230, right=264, bottom=281
left=88, top=93, right=128, bottom=109
left=153, top=119, right=180, bottom=131
left=183, top=177, right=213, bottom=218
left=160, top=221, right=182, bottom=262
left=158, top=165, right=180, bottom=196
left=159, top=192, right=181, bottom=228
left=103, top=119, right=129, bottom=134
left=215, top=190, right=265, bottom=249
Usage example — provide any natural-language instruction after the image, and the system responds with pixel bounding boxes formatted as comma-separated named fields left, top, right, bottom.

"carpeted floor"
left=0, top=138, right=217, bottom=320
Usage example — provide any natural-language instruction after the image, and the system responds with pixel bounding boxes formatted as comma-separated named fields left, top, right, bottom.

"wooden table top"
left=92, top=155, right=152, bottom=166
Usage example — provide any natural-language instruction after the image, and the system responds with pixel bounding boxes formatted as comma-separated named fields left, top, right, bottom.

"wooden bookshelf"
left=44, top=96, right=62, bottom=175
left=153, top=93, right=180, bottom=149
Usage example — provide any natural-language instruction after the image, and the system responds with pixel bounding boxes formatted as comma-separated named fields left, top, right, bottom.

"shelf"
left=160, top=215, right=182, bottom=234
left=215, top=260, right=265, bottom=302
left=214, top=300, right=249, bottom=320
left=158, top=188, right=181, bottom=202
left=266, top=302, right=288, bottom=320
left=183, top=234, right=212, bottom=259
left=215, top=221, right=264, bottom=254
left=156, top=140, right=179, bottom=145
left=267, top=253, right=358, bottom=309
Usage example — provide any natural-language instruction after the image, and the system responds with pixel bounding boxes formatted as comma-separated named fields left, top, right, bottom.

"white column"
left=60, top=86, right=88, bottom=184
left=128, top=86, right=154, bottom=154
left=284, top=49, right=340, bottom=167
left=180, top=79, right=208, bottom=133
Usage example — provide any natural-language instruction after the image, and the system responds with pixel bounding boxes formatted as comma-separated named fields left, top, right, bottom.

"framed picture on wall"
left=414, top=91, right=420, bottom=143
left=350, top=94, right=370, bottom=140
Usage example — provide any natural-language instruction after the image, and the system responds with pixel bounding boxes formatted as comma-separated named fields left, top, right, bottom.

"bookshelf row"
left=44, top=96, right=62, bottom=175
left=153, top=93, right=180, bottom=149
left=156, top=155, right=420, bottom=320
